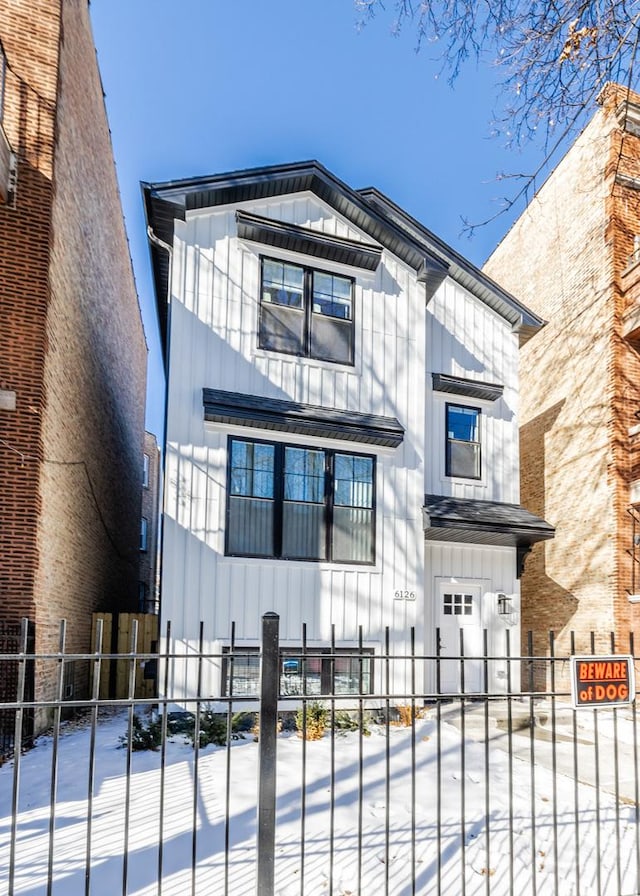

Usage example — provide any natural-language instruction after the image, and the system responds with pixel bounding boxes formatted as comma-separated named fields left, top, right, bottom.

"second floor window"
left=259, top=257, right=354, bottom=365
left=143, top=453, right=150, bottom=488
left=226, top=437, right=375, bottom=563
left=446, top=404, right=481, bottom=479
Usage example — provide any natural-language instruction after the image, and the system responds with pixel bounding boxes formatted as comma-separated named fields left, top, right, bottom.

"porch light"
left=497, top=593, right=513, bottom=615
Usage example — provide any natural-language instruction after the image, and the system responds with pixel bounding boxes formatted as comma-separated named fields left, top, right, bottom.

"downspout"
left=146, top=225, right=173, bottom=622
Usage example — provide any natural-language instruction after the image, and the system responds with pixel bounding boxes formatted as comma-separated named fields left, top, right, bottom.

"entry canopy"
left=423, top=493, right=555, bottom=577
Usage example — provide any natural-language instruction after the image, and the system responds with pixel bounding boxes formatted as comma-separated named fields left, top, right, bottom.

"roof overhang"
left=235, top=209, right=383, bottom=271
left=203, top=388, right=405, bottom=448
left=424, top=493, right=554, bottom=576
left=143, top=160, right=544, bottom=366
left=431, top=373, right=504, bottom=402
left=142, top=161, right=451, bottom=362
left=358, top=186, right=546, bottom=346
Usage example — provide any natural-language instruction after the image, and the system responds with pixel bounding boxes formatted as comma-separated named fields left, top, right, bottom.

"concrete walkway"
left=439, top=698, right=640, bottom=804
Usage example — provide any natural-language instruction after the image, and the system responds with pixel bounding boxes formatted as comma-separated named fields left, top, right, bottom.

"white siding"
left=425, top=280, right=520, bottom=503
left=162, top=194, right=427, bottom=698
left=425, top=541, right=521, bottom=693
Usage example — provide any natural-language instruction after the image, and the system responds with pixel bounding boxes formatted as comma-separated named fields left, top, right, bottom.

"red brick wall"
left=0, top=0, right=59, bottom=627
left=0, top=0, right=147, bottom=708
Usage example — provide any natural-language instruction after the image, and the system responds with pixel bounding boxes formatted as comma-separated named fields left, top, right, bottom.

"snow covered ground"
left=1, top=701, right=639, bottom=895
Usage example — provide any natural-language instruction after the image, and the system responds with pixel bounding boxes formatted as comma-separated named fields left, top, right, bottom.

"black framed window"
left=446, top=403, right=481, bottom=479
left=259, top=257, right=354, bottom=365
left=222, top=647, right=374, bottom=697
left=226, top=437, right=375, bottom=563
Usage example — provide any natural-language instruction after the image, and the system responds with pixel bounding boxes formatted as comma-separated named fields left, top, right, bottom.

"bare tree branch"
left=357, top=0, right=640, bottom=228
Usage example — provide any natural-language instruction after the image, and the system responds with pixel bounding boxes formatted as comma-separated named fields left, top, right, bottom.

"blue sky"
left=90, top=0, right=549, bottom=439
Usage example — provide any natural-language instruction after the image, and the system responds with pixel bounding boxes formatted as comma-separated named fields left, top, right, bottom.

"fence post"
left=257, top=612, right=279, bottom=896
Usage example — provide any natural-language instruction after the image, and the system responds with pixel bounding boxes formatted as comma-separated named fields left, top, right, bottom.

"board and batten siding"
left=425, top=542, right=521, bottom=693
left=425, top=279, right=520, bottom=504
left=161, top=194, right=428, bottom=698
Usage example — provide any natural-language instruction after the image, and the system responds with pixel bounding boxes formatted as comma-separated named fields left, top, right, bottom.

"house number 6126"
left=394, top=589, right=416, bottom=601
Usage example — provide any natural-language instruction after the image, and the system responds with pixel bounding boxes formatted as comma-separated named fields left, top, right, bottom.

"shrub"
left=333, top=710, right=371, bottom=736
left=393, top=703, right=423, bottom=727
left=196, top=710, right=229, bottom=748
left=295, top=701, right=328, bottom=740
left=121, top=714, right=163, bottom=751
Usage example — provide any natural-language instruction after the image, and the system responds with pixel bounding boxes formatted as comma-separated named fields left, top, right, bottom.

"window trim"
left=258, top=255, right=356, bottom=366
left=225, top=435, right=376, bottom=565
left=445, top=402, right=481, bottom=481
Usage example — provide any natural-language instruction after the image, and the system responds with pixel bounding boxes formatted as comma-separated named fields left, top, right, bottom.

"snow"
left=1, top=701, right=639, bottom=895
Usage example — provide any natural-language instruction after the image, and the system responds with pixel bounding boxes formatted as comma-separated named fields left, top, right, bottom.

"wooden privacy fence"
left=91, top=612, right=158, bottom=699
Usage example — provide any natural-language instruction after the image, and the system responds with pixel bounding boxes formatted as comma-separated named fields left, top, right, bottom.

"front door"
left=436, top=581, right=484, bottom=693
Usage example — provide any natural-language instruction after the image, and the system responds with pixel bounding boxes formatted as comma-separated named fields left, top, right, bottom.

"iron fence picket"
left=1, top=619, right=640, bottom=895
left=631, top=631, right=640, bottom=895
left=549, top=630, right=559, bottom=896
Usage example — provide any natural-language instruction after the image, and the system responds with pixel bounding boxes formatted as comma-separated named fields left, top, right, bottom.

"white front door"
left=436, top=581, right=484, bottom=693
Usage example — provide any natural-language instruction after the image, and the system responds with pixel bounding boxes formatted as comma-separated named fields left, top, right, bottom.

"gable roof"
left=142, top=160, right=544, bottom=363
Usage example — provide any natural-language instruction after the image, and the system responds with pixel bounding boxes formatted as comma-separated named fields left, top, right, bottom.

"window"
left=446, top=404, right=480, bottom=479
left=443, top=592, right=474, bottom=616
left=140, top=517, right=148, bottom=552
left=259, top=257, right=354, bottom=365
left=222, top=647, right=374, bottom=696
left=143, top=453, right=150, bottom=488
left=226, top=437, right=375, bottom=563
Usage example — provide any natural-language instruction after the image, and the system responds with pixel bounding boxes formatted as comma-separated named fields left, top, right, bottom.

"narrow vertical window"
left=446, top=404, right=481, bottom=479
left=332, top=453, right=374, bottom=562
left=227, top=439, right=275, bottom=556
left=140, top=517, right=148, bottom=552
left=282, top=446, right=327, bottom=559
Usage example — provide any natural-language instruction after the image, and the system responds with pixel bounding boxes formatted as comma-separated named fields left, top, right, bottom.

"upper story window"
left=226, top=437, right=375, bottom=563
left=143, top=453, right=150, bottom=488
left=259, top=257, right=354, bottom=365
left=446, top=404, right=481, bottom=479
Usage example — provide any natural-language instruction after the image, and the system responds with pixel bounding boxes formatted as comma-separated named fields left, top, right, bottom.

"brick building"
left=484, top=84, right=640, bottom=665
left=0, top=0, right=146, bottom=715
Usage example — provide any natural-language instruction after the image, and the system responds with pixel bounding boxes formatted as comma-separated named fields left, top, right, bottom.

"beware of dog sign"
left=570, top=656, right=635, bottom=708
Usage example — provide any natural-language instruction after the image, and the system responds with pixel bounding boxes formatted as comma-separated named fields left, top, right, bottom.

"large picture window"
left=226, top=437, right=375, bottom=563
left=446, top=404, right=481, bottom=479
left=259, top=257, right=354, bottom=365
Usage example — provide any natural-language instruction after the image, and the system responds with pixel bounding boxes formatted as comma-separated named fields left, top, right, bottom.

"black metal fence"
left=0, top=619, right=34, bottom=758
left=1, top=615, right=640, bottom=896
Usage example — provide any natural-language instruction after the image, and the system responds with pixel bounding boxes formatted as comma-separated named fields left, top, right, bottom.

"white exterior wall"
left=424, top=542, right=521, bottom=694
left=425, top=280, right=520, bottom=503
left=161, top=194, right=427, bottom=698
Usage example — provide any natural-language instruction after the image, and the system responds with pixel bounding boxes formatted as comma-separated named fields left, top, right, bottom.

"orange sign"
left=571, top=656, right=635, bottom=708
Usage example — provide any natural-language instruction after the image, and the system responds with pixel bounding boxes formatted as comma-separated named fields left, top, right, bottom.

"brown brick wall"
left=484, top=85, right=640, bottom=667
left=0, top=0, right=147, bottom=710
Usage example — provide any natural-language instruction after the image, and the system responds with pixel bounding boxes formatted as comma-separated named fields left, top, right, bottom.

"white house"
left=143, top=161, right=553, bottom=702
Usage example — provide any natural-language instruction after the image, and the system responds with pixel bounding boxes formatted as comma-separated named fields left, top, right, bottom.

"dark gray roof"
left=358, top=187, right=545, bottom=344
left=424, top=493, right=555, bottom=548
left=203, top=389, right=405, bottom=448
left=142, top=160, right=544, bottom=364
left=235, top=210, right=383, bottom=271
left=431, top=373, right=504, bottom=403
